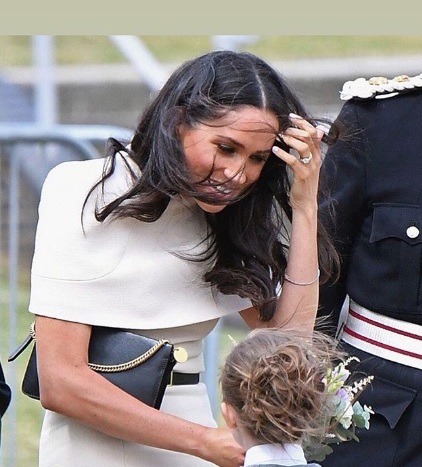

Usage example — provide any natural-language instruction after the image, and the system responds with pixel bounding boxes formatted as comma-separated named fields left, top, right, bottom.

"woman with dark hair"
left=29, top=50, right=337, bottom=467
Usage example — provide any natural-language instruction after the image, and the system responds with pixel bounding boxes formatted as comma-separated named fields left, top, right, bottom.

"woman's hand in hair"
left=270, top=113, right=324, bottom=333
left=272, top=113, right=324, bottom=213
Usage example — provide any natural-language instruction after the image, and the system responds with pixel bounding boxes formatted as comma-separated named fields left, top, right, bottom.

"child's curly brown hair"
left=220, top=327, right=344, bottom=446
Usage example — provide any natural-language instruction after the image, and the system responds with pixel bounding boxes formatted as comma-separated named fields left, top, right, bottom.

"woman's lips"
left=202, top=179, right=238, bottom=200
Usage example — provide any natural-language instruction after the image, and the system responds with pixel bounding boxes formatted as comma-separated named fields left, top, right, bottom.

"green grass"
left=1, top=35, right=422, bottom=66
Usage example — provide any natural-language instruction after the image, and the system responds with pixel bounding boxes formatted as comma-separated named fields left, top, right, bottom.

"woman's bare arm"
left=35, top=315, right=245, bottom=467
left=240, top=116, right=323, bottom=334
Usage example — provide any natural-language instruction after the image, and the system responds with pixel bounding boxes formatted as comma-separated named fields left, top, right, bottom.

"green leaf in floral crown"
left=304, top=442, right=334, bottom=462
left=352, top=401, right=374, bottom=429
left=334, top=424, right=358, bottom=442
left=304, top=358, right=374, bottom=463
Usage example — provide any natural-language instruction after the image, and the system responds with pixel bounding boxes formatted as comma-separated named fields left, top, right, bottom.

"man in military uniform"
left=0, top=360, right=11, bottom=450
left=317, top=73, right=422, bottom=466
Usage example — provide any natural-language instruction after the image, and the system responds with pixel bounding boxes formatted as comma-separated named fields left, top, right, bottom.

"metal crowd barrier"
left=0, top=123, right=130, bottom=466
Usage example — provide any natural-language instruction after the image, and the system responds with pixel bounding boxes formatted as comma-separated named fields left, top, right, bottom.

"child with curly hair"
left=220, top=328, right=342, bottom=467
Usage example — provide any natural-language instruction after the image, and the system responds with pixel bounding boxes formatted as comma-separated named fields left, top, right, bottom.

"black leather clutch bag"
left=9, top=323, right=179, bottom=410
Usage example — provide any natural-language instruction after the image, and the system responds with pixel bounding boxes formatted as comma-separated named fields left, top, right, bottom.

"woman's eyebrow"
left=216, top=135, right=244, bottom=148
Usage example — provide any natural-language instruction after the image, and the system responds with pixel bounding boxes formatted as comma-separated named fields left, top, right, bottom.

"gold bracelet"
left=284, top=269, right=320, bottom=286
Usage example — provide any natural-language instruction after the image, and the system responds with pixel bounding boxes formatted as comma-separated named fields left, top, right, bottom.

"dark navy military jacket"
left=318, top=88, right=422, bottom=329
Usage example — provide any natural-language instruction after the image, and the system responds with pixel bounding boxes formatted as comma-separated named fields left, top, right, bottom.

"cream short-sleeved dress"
left=29, top=153, right=251, bottom=466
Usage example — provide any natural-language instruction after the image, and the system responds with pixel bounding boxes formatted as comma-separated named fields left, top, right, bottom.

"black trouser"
left=320, top=343, right=422, bottom=467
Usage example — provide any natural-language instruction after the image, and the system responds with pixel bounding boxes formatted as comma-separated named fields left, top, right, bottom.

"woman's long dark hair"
left=87, top=50, right=339, bottom=321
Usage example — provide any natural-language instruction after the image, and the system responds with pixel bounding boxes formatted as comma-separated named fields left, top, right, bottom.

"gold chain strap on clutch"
left=88, top=339, right=170, bottom=373
left=28, top=321, right=172, bottom=373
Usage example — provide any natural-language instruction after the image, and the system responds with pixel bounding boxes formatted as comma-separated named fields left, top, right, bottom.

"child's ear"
left=221, top=401, right=238, bottom=429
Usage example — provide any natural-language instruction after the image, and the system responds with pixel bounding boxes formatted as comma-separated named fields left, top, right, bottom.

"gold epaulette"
left=340, top=73, right=422, bottom=101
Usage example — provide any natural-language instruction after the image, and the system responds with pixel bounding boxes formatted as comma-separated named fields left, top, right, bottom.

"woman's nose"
left=223, top=165, right=247, bottom=185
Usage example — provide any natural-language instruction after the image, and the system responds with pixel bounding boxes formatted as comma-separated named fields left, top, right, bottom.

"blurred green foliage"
left=1, top=35, right=422, bottom=66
